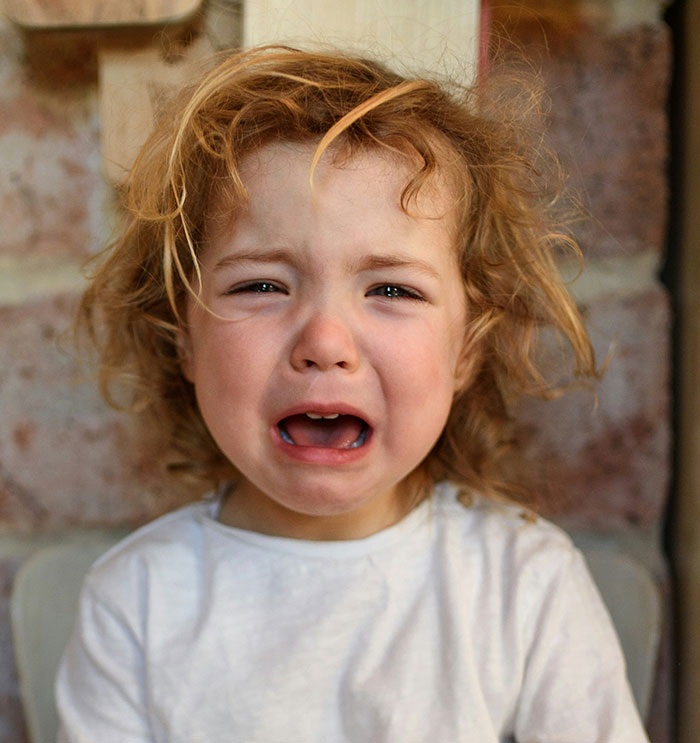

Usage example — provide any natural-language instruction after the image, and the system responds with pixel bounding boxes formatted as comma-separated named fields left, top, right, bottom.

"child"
left=56, top=46, right=650, bottom=741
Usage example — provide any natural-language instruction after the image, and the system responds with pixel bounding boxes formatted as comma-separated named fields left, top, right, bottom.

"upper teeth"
left=306, top=412, right=340, bottom=420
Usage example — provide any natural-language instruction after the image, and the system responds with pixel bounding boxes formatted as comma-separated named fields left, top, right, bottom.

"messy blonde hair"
left=79, top=45, right=596, bottom=503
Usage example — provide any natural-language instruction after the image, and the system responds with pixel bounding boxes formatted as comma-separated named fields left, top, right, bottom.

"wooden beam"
left=243, top=0, right=480, bottom=82
left=1, top=0, right=202, bottom=29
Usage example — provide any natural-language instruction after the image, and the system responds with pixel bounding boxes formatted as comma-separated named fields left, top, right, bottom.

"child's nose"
left=290, top=311, right=360, bottom=373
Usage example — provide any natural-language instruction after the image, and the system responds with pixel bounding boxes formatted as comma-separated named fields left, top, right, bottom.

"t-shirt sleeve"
left=512, top=547, right=651, bottom=743
left=55, top=580, right=153, bottom=743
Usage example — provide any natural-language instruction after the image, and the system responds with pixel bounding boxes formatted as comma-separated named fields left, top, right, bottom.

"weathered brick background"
left=493, top=5, right=672, bottom=740
left=0, top=1, right=672, bottom=740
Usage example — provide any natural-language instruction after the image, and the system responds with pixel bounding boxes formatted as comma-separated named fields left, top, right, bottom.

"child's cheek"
left=400, top=337, right=458, bottom=391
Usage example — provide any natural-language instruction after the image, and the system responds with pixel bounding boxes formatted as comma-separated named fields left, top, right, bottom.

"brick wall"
left=0, top=1, right=672, bottom=740
left=491, top=6, right=672, bottom=739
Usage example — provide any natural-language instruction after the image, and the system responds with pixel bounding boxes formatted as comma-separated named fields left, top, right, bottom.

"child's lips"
left=272, top=404, right=373, bottom=461
left=278, top=413, right=368, bottom=449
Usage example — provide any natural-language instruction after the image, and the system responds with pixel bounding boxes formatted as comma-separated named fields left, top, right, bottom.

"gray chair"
left=10, top=533, right=126, bottom=743
left=584, top=548, right=663, bottom=718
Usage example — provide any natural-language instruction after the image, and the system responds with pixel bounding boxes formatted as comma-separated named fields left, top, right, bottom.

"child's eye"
left=226, top=281, right=287, bottom=295
left=366, top=284, right=426, bottom=301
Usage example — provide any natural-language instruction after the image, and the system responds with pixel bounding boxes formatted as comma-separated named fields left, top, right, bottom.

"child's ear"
left=453, top=358, right=472, bottom=394
left=453, top=337, right=480, bottom=393
left=177, top=328, right=195, bottom=383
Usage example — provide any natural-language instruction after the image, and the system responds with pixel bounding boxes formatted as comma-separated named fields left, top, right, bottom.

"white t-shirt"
left=56, top=482, right=649, bottom=742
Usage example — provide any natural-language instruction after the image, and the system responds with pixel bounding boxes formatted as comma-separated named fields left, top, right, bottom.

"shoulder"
left=434, top=482, right=575, bottom=561
left=432, top=483, right=583, bottom=606
left=432, top=483, right=622, bottom=659
left=82, top=499, right=216, bottom=606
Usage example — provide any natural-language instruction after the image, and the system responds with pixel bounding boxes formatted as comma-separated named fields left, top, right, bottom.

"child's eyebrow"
left=212, top=249, right=441, bottom=280
left=350, top=254, right=441, bottom=281
left=213, top=249, right=298, bottom=270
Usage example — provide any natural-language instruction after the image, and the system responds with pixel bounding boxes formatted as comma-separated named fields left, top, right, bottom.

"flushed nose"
left=289, top=311, right=360, bottom=372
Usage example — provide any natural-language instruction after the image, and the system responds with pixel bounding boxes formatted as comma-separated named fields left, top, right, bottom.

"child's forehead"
left=207, top=140, right=460, bottom=233
left=240, top=141, right=407, bottom=195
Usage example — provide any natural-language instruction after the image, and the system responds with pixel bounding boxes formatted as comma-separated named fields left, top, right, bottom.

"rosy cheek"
left=401, top=344, right=448, bottom=388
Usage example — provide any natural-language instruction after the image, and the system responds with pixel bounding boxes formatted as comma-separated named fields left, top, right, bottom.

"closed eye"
left=366, top=284, right=426, bottom=301
left=225, top=281, right=287, bottom=295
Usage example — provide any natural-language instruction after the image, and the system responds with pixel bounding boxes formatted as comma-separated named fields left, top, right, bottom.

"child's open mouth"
left=277, top=413, right=369, bottom=449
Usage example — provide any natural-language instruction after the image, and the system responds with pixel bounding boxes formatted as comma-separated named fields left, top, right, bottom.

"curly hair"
left=78, top=45, right=597, bottom=503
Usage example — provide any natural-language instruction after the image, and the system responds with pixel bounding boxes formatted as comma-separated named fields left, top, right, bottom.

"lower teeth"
left=348, top=426, right=368, bottom=448
left=279, top=423, right=368, bottom=449
left=279, top=426, right=295, bottom=445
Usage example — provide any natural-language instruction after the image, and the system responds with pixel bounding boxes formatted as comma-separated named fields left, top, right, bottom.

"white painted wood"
left=99, top=34, right=215, bottom=184
left=243, top=0, right=480, bottom=82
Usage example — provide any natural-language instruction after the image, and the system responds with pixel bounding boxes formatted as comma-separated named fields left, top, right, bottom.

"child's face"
left=181, top=142, right=468, bottom=539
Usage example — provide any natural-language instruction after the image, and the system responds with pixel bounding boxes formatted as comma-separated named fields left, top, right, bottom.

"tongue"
left=282, top=414, right=364, bottom=448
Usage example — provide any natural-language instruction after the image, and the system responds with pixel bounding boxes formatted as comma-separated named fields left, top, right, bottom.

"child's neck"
left=217, top=477, right=427, bottom=541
